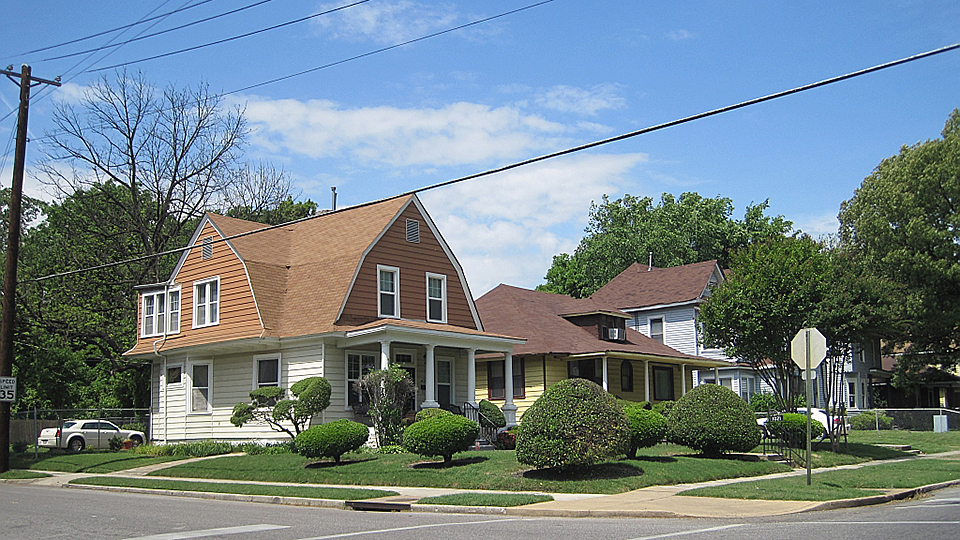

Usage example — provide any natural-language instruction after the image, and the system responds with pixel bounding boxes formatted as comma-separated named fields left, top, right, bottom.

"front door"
left=437, top=357, right=454, bottom=410
left=394, top=350, right=417, bottom=414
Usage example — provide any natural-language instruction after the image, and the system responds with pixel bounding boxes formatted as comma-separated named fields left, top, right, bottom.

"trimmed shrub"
left=478, top=399, right=507, bottom=429
left=667, top=384, right=761, bottom=457
left=749, top=392, right=779, bottom=414
left=415, top=407, right=452, bottom=422
left=651, top=400, right=675, bottom=416
left=515, top=378, right=630, bottom=470
left=295, top=420, right=369, bottom=463
left=765, top=413, right=825, bottom=447
left=623, top=403, right=667, bottom=458
left=402, top=414, right=479, bottom=463
left=12, top=440, right=28, bottom=453
left=108, top=435, right=124, bottom=452
left=850, top=410, right=894, bottom=430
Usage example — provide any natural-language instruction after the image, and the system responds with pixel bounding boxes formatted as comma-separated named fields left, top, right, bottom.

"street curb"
left=800, top=478, right=960, bottom=513
left=61, top=483, right=348, bottom=509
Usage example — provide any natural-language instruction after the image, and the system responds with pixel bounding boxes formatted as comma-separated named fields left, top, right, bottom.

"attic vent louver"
left=405, top=219, right=420, bottom=243
left=202, top=236, right=213, bottom=259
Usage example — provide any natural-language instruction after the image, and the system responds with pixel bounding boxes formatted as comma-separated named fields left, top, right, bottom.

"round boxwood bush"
left=402, top=414, right=479, bottom=463
left=515, top=378, right=630, bottom=470
left=478, top=399, right=506, bottom=429
left=623, top=403, right=667, bottom=458
left=651, top=400, right=675, bottom=416
left=295, top=419, right=369, bottom=463
left=765, top=413, right=824, bottom=447
left=666, top=384, right=761, bottom=457
left=414, top=407, right=452, bottom=422
left=850, top=410, right=894, bottom=430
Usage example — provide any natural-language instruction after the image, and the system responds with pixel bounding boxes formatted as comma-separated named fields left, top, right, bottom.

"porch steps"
left=878, top=444, right=921, bottom=454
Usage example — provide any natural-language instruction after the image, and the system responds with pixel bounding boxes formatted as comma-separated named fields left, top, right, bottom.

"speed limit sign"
left=0, top=377, right=15, bottom=402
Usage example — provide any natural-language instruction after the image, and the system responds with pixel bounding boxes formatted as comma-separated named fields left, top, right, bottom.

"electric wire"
left=43, top=0, right=279, bottom=62
left=27, top=42, right=960, bottom=283
left=86, top=0, right=373, bottom=73
left=6, top=0, right=217, bottom=59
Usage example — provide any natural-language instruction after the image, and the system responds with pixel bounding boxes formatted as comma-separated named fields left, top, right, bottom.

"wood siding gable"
left=337, top=196, right=482, bottom=330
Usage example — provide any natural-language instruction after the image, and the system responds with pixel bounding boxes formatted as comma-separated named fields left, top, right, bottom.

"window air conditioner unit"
left=607, top=327, right=623, bottom=341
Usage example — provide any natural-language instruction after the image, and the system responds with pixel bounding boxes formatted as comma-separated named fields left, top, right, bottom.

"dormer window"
left=141, top=287, right=181, bottom=337
left=193, top=277, right=220, bottom=328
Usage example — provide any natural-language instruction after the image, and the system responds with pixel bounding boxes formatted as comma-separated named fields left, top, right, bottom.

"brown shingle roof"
left=589, top=260, right=721, bottom=310
left=475, top=284, right=702, bottom=361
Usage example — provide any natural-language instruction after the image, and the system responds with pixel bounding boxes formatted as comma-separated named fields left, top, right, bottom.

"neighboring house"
left=871, top=350, right=959, bottom=409
left=473, top=285, right=729, bottom=419
left=124, top=194, right=523, bottom=443
left=590, top=259, right=879, bottom=410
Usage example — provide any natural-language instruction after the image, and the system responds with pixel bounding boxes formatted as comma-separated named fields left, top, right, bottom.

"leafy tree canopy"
left=839, top=109, right=960, bottom=372
left=538, top=192, right=792, bottom=298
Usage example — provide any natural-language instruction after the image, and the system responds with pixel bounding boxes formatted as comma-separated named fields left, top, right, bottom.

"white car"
left=37, top=420, right=145, bottom=452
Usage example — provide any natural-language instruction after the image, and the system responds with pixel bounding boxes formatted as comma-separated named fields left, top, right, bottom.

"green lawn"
left=14, top=450, right=184, bottom=473
left=0, top=469, right=51, bottom=479
left=846, top=430, right=960, bottom=454
left=70, top=476, right=397, bottom=500
left=680, top=457, right=960, bottom=501
left=149, top=445, right=791, bottom=494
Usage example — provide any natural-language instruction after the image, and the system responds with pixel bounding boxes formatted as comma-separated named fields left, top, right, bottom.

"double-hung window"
left=648, top=317, right=664, bottom=344
left=487, top=359, right=525, bottom=400
left=347, top=352, right=377, bottom=408
left=189, top=362, right=211, bottom=413
left=193, top=277, right=220, bottom=328
left=426, top=273, right=446, bottom=323
left=141, top=287, right=181, bottom=337
left=377, top=265, right=399, bottom=318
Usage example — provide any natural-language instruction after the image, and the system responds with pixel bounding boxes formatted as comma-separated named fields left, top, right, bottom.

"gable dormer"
left=561, top=310, right=631, bottom=342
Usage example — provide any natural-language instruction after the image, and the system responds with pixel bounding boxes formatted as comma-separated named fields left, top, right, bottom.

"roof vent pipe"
left=648, top=252, right=652, bottom=270
left=331, top=186, right=337, bottom=211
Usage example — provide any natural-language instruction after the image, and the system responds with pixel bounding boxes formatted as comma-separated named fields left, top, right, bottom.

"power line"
left=44, top=0, right=279, bottom=62
left=6, top=0, right=217, bottom=59
left=228, top=0, right=558, bottom=95
left=28, top=42, right=960, bottom=284
left=87, top=0, right=373, bottom=73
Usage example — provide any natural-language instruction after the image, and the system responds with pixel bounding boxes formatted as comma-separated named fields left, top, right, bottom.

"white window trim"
left=187, top=359, right=213, bottom=415
left=345, top=350, right=377, bottom=411
left=141, top=291, right=163, bottom=338
left=164, top=363, right=184, bottom=387
left=425, top=272, right=447, bottom=324
left=648, top=316, right=665, bottom=344
left=252, top=353, right=282, bottom=390
left=377, top=265, right=400, bottom=319
left=167, top=285, right=182, bottom=334
left=192, top=276, right=221, bottom=329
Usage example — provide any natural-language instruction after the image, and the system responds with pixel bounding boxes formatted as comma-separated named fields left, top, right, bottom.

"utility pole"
left=0, top=64, right=59, bottom=473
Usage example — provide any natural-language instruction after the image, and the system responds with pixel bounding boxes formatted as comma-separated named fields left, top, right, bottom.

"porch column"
left=421, top=344, right=439, bottom=408
left=502, top=352, right=517, bottom=425
left=466, top=348, right=477, bottom=407
left=601, top=356, right=609, bottom=391
left=644, top=360, right=650, bottom=402
left=379, top=340, right=391, bottom=371
left=681, top=364, right=687, bottom=396
left=714, top=366, right=719, bottom=384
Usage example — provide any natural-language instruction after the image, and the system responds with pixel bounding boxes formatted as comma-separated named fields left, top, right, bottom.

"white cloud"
left=536, top=84, right=627, bottom=116
left=794, top=213, right=839, bottom=239
left=241, top=96, right=567, bottom=167
left=313, top=0, right=459, bottom=43
left=666, top=29, right=694, bottom=41
left=421, top=153, right=648, bottom=294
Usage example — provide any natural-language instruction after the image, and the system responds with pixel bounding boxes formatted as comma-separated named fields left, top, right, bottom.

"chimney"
left=331, top=186, right=337, bottom=211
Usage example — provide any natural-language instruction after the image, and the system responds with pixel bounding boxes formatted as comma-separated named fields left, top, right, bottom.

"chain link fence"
left=10, top=408, right=151, bottom=445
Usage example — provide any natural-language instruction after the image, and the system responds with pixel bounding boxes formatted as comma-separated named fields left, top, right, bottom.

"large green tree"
left=539, top=192, right=792, bottom=298
left=838, top=109, right=960, bottom=374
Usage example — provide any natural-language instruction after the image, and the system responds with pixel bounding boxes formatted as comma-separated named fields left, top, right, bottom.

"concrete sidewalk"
left=7, top=450, right=960, bottom=518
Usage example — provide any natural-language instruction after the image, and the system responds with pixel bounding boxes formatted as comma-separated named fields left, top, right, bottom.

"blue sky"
left=2, top=1, right=958, bottom=295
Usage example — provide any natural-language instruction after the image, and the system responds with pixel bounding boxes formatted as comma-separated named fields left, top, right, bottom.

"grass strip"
left=680, top=458, right=960, bottom=501
left=416, top=493, right=553, bottom=507
left=70, top=476, right=397, bottom=500
left=0, top=469, right=51, bottom=479
left=846, top=430, right=960, bottom=454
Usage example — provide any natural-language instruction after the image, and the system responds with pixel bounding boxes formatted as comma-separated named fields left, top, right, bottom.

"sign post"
left=791, top=328, right=826, bottom=485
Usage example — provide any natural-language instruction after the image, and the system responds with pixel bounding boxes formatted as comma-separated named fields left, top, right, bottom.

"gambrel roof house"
left=473, top=284, right=728, bottom=418
left=125, top=194, right=523, bottom=442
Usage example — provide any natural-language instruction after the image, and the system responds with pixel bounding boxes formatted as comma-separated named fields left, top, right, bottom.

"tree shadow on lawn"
left=305, top=457, right=378, bottom=468
left=812, top=441, right=910, bottom=460
left=623, top=455, right=677, bottom=463
left=521, top=462, right=643, bottom=481
left=410, top=456, right=489, bottom=469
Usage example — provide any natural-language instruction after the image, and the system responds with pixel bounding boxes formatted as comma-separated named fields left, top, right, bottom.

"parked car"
left=37, top=420, right=145, bottom=452
left=757, top=407, right=850, bottom=439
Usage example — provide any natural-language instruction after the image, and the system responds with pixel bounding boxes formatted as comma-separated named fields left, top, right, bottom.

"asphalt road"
left=2, top=484, right=958, bottom=540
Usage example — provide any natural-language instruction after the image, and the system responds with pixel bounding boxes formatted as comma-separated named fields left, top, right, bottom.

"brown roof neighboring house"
left=476, top=284, right=710, bottom=362
left=589, top=260, right=723, bottom=310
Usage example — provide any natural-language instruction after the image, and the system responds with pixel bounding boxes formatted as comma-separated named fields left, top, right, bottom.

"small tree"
left=230, top=376, right=331, bottom=438
left=357, top=366, right=416, bottom=447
